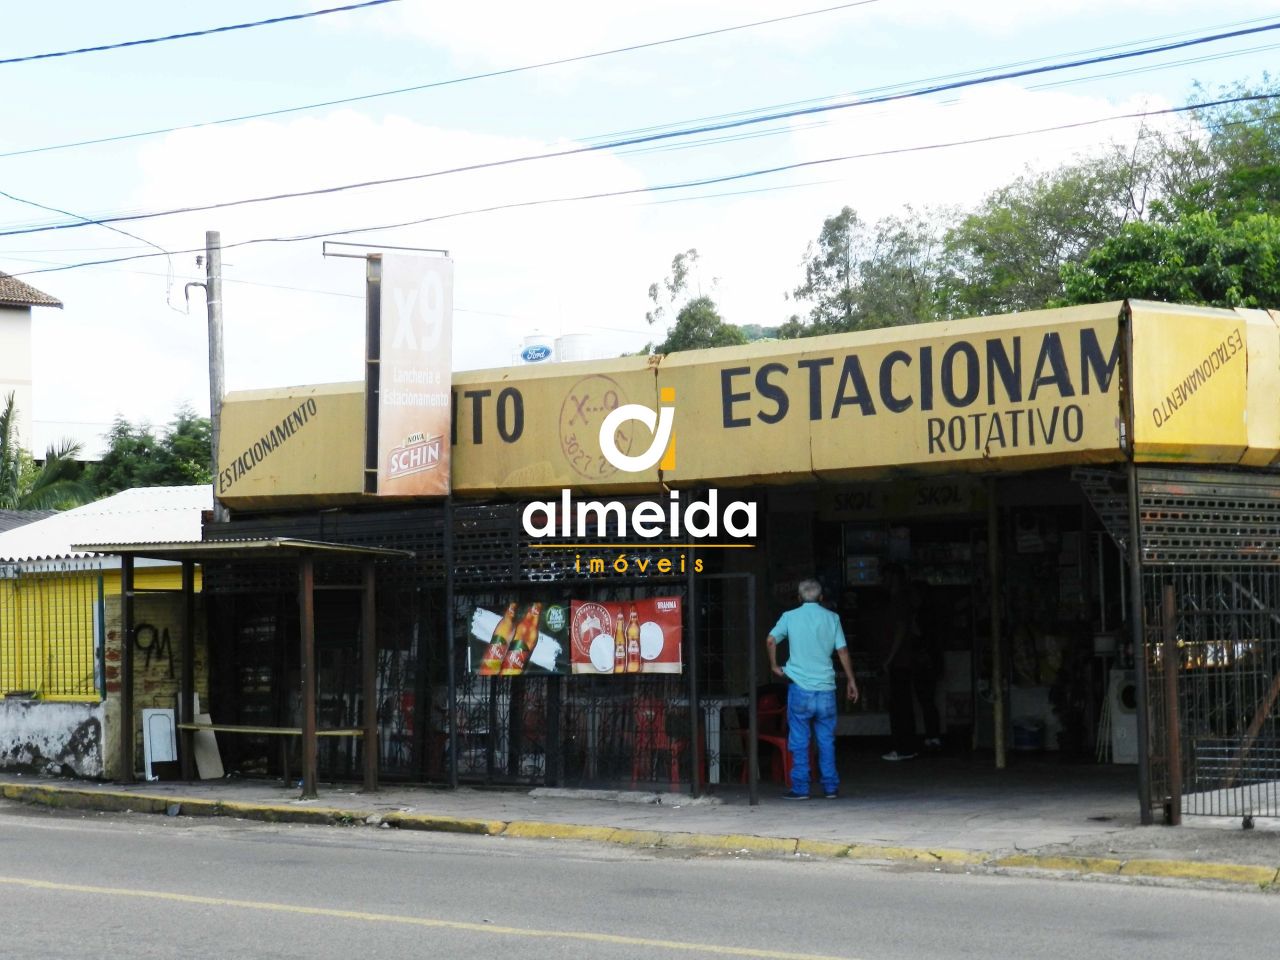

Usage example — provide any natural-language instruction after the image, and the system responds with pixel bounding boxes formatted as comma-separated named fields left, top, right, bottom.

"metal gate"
left=448, top=501, right=757, bottom=794
left=1079, top=467, right=1280, bottom=821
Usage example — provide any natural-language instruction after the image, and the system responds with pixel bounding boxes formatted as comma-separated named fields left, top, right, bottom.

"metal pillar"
left=986, top=479, right=1005, bottom=770
left=119, top=554, right=136, bottom=783
left=299, top=555, right=318, bottom=800
left=1162, top=584, right=1182, bottom=825
left=1126, top=462, right=1154, bottom=823
left=747, top=572, right=759, bottom=807
left=362, top=558, right=378, bottom=793
left=180, top=560, right=196, bottom=781
left=686, top=546, right=701, bottom=797
left=444, top=496, right=458, bottom=789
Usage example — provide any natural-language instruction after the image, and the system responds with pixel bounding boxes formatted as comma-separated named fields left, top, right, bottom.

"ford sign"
left=521, top=344, right=552, bottom=363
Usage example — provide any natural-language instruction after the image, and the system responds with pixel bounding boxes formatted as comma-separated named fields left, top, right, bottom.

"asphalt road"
left=0, top=802, right=1274, bottom=960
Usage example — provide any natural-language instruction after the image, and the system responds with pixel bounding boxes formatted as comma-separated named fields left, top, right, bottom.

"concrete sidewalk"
left=3, top=761, right=1279, bottom=891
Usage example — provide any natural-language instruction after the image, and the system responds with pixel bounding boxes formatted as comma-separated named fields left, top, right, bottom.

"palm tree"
left=0, top=392, right=93, bottom=510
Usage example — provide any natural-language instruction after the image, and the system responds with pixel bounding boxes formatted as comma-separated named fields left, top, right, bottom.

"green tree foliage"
left=88, top=405, right=213, bottom=497
left=938, top=155, right=1146, bottom=317
left=645, top=249, right=747, bottom=353
left=787, top=207, right=944, bottom=337
left=654, top=296, right=747, bottom=353
left=1154, top=77, right=1280, bottom=222
left=0, top=392, right=92, bottom=510
left=1059, top=212, right=1280, bottom=308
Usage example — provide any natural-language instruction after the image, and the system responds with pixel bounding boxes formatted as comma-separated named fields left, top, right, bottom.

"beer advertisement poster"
left=469, top=601, right=569, bottom=676
left=569, top=598, right=683, bottom=675
left=375, top=253, right=453, bottom=497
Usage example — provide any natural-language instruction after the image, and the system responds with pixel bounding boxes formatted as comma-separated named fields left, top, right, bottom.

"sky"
left=2, top=0, right=1278, bottom=455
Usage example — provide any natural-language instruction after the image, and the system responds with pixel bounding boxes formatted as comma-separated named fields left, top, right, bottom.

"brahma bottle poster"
left=569, top=598, right=683, bottom=675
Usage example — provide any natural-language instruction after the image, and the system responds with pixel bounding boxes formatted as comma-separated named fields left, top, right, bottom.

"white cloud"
left=380, top=0, right=1279, bottom=64
left=22, top=75, right=1203, bottom=430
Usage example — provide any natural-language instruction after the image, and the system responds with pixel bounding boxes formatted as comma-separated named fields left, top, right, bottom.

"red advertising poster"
left=569, top=598, right=683, bottom=675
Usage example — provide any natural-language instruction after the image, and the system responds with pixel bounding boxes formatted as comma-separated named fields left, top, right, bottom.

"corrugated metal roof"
left=0, top=270, right=62, bottom=308
left=0, top=485, right=210, bottom=561
left=75, top=538, right=413, bottom=561
left=0, top=509, right=55, bottom=534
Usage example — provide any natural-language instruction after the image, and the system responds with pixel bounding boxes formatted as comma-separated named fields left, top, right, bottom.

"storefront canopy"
left=215, top=300, right=1280, bottom=509
left=81, top=537, right=412, bottom=800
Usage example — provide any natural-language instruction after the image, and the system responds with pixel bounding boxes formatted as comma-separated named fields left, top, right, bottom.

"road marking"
left=0, top=875, right=858, bottom=960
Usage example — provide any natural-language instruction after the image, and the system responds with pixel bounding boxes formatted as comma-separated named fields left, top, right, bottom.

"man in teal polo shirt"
left=766, top=578, right=859, bottom=799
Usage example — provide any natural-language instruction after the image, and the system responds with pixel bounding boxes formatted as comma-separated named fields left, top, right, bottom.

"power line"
left=576, top=13, right=1280, bottom=144
left=0, top=1, right=400, bottom=66
left=9, top=92, right=1276, bottom=279
left=0, top=188, right=185, bottom=310
left=4, top=19, right=1277, bottom=241
left=0, top=0, right=882, bottom=160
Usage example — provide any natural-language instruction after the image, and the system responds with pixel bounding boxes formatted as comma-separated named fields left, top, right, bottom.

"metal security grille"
left=203, top=508, right=447, bottom=781
left=1146, top=565, right=1280, bottom=819
left=203, top=497, right=751, bottom=789
left=1080, top=466, right=1280, bottom=821
left=452, top=583, right=692, bottom=790
left=0, top=562, right=103, bottom=700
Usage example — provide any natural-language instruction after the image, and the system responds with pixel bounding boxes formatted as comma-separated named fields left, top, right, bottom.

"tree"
left=645, top=249, right=746, bottom=353
left=0, top=392, right=92, bottom=510
left=938, top=154, right=1148, bottom=317
left=787, top=206, right=945, bottom=336
left=790, top=206, right=865, bottom=333
left=1153, top=77, right=1280, bottom=223
left=654, top=296, right=747, bottom=353
left=87, top=405, right=213, bottom=497
left=1058, top=212, right=1280, bottom=308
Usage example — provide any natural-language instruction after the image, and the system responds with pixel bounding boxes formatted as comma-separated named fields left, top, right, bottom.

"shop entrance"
left=763, top=471, right=1136, bottom=795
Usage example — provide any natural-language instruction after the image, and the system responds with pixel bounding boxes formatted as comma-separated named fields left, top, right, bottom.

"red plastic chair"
left=631, top=696, right=703, bottom=791
left=752, top=692, right=816, bottom=789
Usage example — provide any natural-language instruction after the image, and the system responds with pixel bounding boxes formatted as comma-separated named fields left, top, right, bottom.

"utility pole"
left=206, top=230, right=227, bottom=522
left=187, top=231, right=228, bottom=522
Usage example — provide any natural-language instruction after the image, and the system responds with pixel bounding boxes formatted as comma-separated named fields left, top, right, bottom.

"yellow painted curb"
left=1119, top=859, right=1280, bottom=886
left=219, top=801, right=368, bottom=825
left=795, top=840, right=851, bottom=858
left=844, top=843, right=977, bottom=865
left=383, top=812, right=506, bottom=835
left=6, top=785, right=169, bottom=815
left=605, top=829, right=666, bottom=848
left=662, top=832, right=798, bottom=856
left=995, top=854, right=1123, bottom=875
left=502, top=821, right=618, bottom=842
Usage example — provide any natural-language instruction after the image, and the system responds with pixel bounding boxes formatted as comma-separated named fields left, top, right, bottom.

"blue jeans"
left=787, top=685, right=838, bottom=796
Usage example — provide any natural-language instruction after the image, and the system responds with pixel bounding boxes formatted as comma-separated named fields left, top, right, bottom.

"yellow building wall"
left=0, top=564, right=202, bottom=703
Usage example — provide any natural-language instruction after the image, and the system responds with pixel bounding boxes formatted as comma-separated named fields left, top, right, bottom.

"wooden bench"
left=177, top=723, right=365, bottom=785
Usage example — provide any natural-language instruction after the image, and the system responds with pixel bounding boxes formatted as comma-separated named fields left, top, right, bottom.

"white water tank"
left=555, top=333, right=593, bottom=363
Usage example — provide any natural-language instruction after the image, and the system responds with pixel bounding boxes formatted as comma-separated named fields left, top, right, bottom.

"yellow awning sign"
left=1129, top=303, right=1280, bottom=465
left=214, top=300, right=1280, bottom=508
left=219, top=383, right=365, bottom=508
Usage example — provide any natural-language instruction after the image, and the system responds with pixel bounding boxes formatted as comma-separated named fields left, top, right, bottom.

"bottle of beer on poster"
left=613, top=611, right=626, bottom=674
left=479, top=602, right=518, bottom=675
left=625, top=607, right=641, bottom=673
left=501, top=603, right=543, bottom=675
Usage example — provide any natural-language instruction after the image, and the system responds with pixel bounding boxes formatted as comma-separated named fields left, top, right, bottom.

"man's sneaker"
left=881, top=750, right=917, bottom=761
left=823, top=790, right=839, bottom=799
left=782, top=790, right=810, bottom=800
